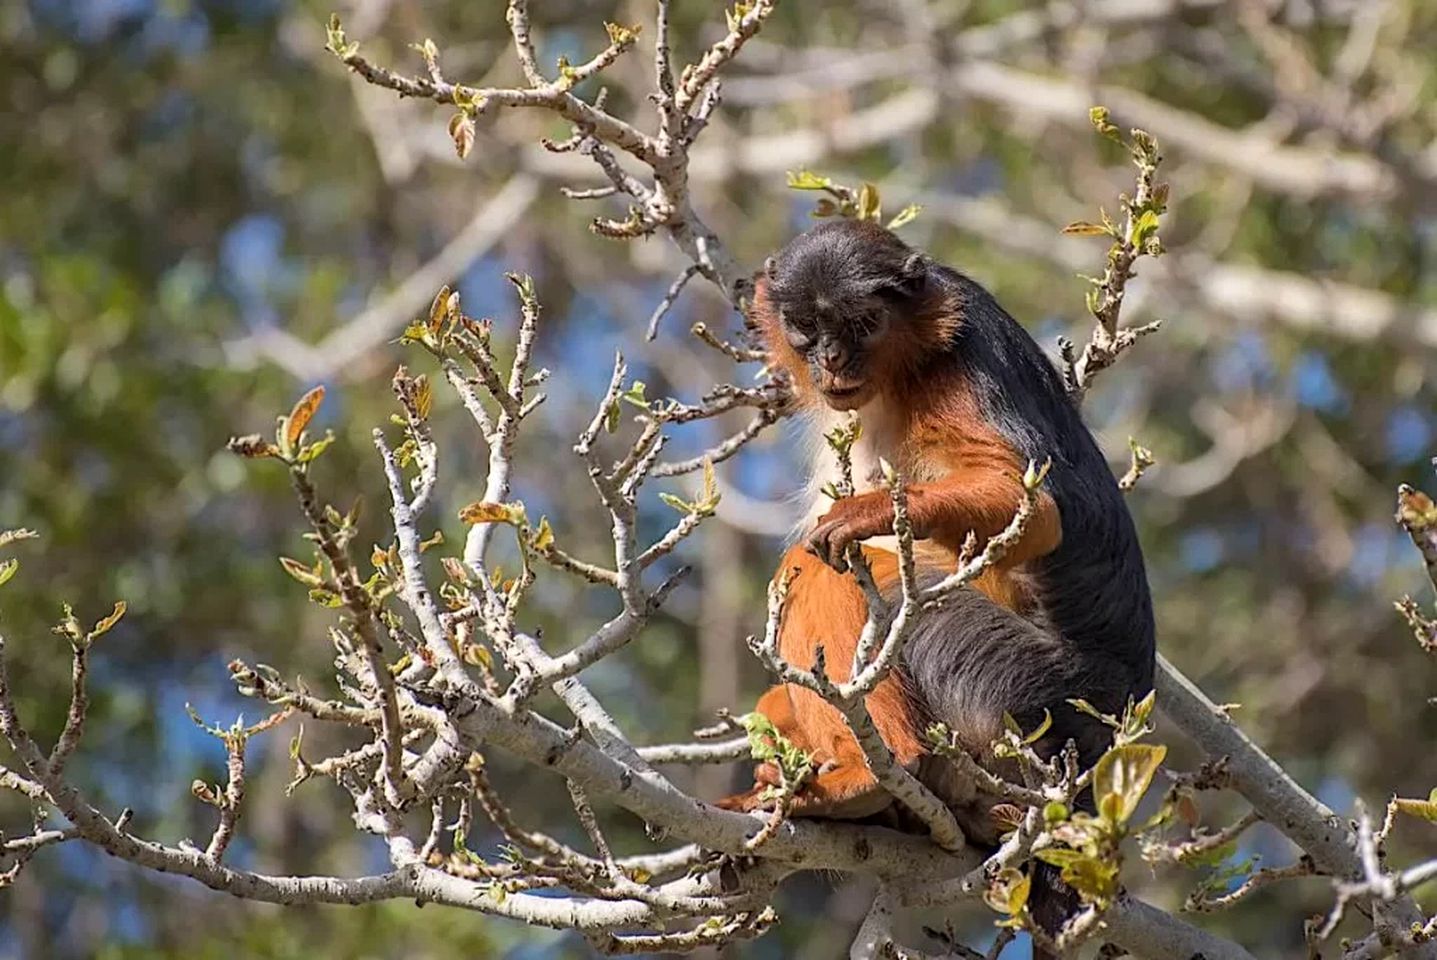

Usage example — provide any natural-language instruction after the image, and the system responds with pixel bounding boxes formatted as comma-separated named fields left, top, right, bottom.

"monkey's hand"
left=715, top=762, right=784, bottom=812
left=807, top=493, right=895, bottom=569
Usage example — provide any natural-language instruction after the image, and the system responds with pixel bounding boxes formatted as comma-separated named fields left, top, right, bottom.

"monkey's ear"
left=764, top=256, right=778, bottom=278
left=883, top=253, right=928, bottom=299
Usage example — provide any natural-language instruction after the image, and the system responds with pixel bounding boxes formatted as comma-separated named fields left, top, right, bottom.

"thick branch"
left=1156, top=654, right=1437, bottom=956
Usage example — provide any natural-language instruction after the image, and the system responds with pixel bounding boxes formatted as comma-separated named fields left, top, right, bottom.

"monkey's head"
left=757, top=218, right=932, bottom=411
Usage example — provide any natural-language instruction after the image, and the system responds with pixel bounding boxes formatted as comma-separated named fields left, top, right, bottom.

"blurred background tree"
left=1, top=0, right=1434, bottom=957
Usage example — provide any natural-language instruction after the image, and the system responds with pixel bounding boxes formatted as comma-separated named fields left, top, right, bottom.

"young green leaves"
left=785, top=169, right=922, bottom=230
left=227, top=385, right=333, bottom=466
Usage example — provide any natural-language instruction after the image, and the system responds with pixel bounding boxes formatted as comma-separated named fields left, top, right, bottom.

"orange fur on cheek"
left=752, top=278, right=817, bottom=407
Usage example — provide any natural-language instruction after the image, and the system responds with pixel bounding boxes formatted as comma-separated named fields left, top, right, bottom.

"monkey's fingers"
left=752, top=762, right=783, bottom=787
left=805, top=521, right=852, bottom=571
left=714, top=784, right=777, bottom=813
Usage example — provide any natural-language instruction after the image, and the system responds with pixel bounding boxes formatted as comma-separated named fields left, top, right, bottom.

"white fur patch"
left=799, top=397, right=921, bottom=550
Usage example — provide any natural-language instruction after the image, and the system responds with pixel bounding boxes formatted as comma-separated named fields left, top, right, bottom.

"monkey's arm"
left=807, top=466, right=1061, bottom=568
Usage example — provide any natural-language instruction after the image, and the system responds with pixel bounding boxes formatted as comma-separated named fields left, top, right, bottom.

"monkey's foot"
left=718, top=762, right=894, bottom=819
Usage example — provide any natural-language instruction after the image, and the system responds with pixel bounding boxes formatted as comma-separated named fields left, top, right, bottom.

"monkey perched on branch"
left=719, top=218, right=1156, bottom=938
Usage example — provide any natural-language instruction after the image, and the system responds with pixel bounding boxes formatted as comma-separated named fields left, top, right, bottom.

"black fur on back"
left=891, top=265, right=1156, bottom=952
left=898, top=264, right=1155, bottom=755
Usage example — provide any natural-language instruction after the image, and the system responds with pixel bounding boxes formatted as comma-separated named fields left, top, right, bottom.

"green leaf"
left=1034, top=847, right=1087, bottom=868
left=90, top=601, right=127, bottom=638
left=620, top=381, right=650, bottom=410
left=324, top=13, right=359, bottom=59
left=1125, top=688, right=1157, bottom=733
left=458, top=501, right=526, bottom=526
left=1182, top=839, right=1238, bottom=868
left=505, top=272, right=538, bottom=307
left=308, top=588, right=344, bottom=608
left=786, top=169, right=833, bottom=191
left=1093, top=742, right=1167, bottom=826
left=1038, top=848, right=1121, bottom=903
left=1062, top=221, right=1112, bottom=237
left=696, top=458, right=720, bottom=514
left=856, top=182, right=881, bottom=221
left=1023, top=457, right=1052, bottom=491
left=452, top=87, right=484, bottom=113
left=1089, top=105, right=1120, bottom=141
left=279, top=557, right=325, bottom=588
left=658, top=492, right=693, bottom=514
left=1394, top=797, right=1437, bottom=822
left=1085, top=288, right=1102, bottom=316
left=296, top=431, right=336, bottom=463
left=397, top=321, right=428, bottom=344
left=1129, top=209, right=1161, bottom=246
left=413, top=375, right=433, bottom=420
left=1023, top=709, right=1054, bottom=745
left=741, top=711, right=780, bottom=759
left=53, top=603, right=82, bottom=641
left=886, top=203, right=922, bottom=230
left=725, top=2, right=755, bottom=32
left=604, top=21, right=641, bottom=46
left=464, top=642, right=494, bottom=670
left=0, top=559, right=17, bottom=588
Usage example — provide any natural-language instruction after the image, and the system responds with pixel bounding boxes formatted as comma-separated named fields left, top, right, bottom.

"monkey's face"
left=763, top=219, right=928, bottom=411
left=776, top=299, right=889, bottom=411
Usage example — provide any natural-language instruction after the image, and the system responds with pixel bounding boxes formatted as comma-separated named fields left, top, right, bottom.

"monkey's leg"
left=756, top=545, right=931, bottom=817
left=716, top=685, right=797, bottom=812
left=715, top=671, right=929, bottom=819
left=776, top=680, right=925, bottom=818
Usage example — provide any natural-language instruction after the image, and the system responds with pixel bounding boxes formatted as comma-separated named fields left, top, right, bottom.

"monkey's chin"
left=820, top=382, right=870, bottom=411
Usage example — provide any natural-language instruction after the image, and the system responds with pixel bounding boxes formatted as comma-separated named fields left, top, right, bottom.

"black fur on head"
left=763, top=218, right=930, bottom=410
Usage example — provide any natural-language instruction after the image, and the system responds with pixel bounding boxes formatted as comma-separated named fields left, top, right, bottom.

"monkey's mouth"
left=820, top=380, right=868, bottom=409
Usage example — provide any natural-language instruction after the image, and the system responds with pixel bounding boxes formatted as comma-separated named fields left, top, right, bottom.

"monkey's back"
left=900, top=267, right=1156, bottom=757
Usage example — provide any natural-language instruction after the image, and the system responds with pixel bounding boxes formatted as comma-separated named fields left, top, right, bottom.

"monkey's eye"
left=780, top=313, right=815, bottom=351
left=852, top=310, right=888, bottom=342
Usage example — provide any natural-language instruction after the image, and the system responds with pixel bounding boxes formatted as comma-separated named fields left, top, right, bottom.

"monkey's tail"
left=1027, top=859, right=1080, bottom=960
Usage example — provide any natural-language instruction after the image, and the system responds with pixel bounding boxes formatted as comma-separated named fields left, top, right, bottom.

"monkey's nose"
left=819, top=342, right=850, bottom=372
